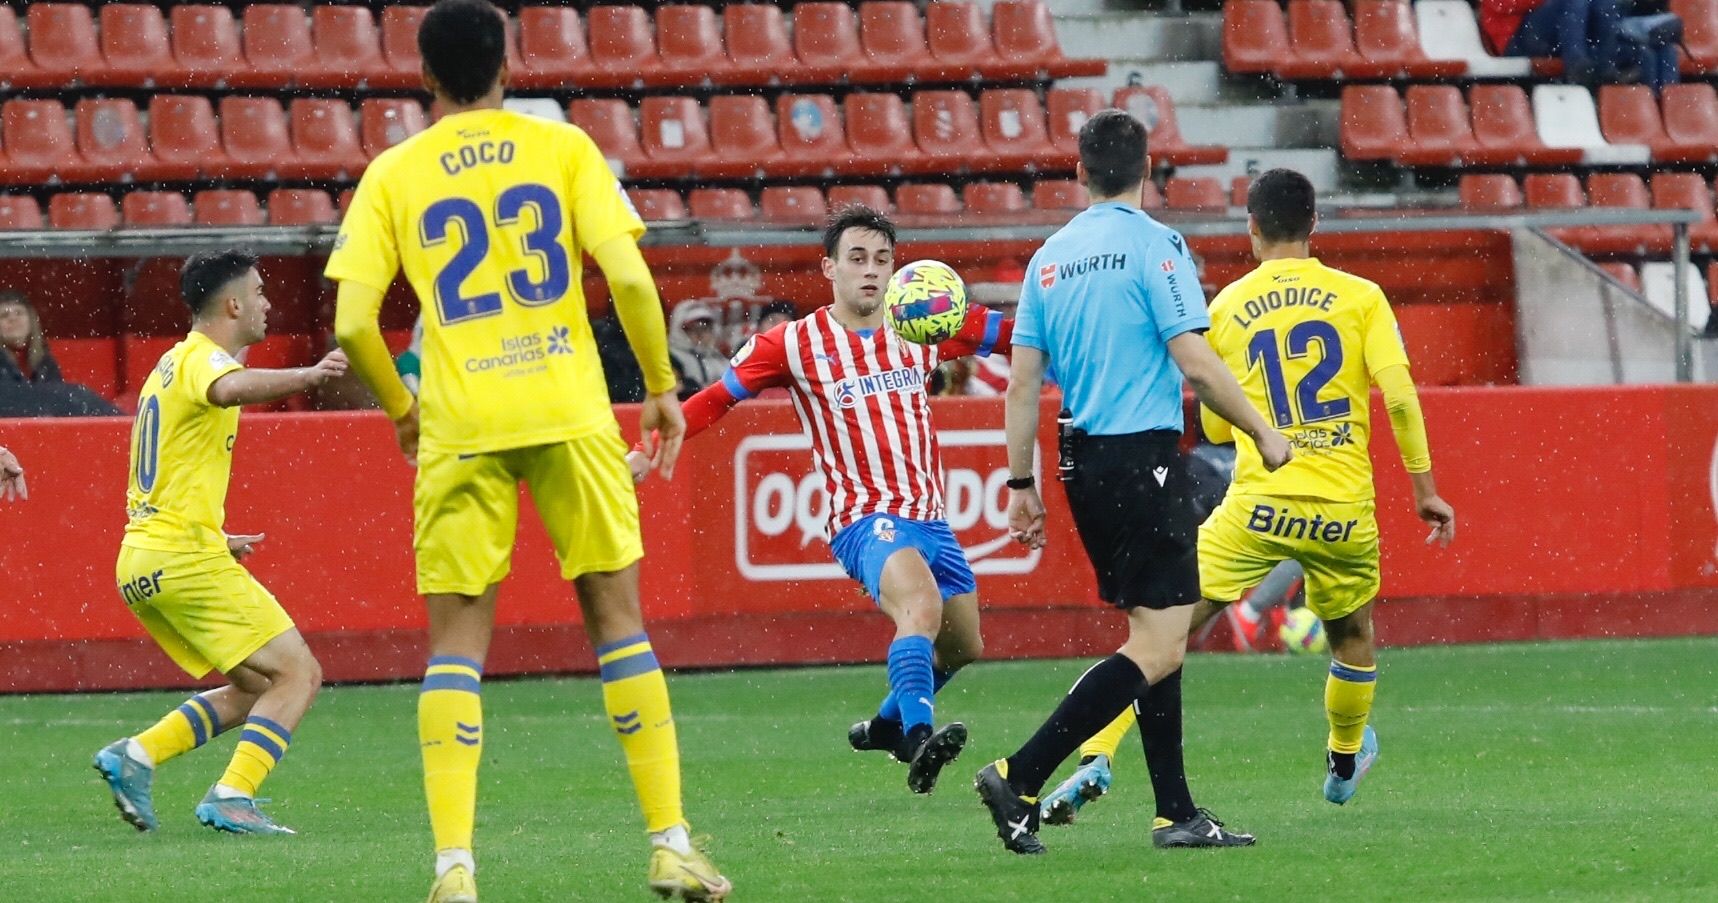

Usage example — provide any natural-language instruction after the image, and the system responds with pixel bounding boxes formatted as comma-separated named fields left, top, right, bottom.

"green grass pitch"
left=5, top=638, right=1715, bottom=901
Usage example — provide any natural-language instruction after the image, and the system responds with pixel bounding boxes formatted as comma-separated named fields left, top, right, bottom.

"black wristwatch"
left=1006, top=475, right=1036, bottom=490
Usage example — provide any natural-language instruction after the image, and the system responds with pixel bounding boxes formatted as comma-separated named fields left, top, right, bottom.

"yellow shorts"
left=115, top=545, right=296, bottom=678
left=414, top=427, right=643, bottom=596
left=1198, top=494, right=1381, bottom=621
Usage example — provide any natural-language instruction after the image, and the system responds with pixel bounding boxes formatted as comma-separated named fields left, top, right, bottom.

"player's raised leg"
left=95, top=684, right=255, bottom=831
left=195, top=628, right=323, bottom=835
left=1322, top=602, right=1380, bottom=805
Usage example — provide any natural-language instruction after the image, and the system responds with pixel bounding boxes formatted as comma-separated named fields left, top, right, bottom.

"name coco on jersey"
left=831, top=367, right=924, bottom=409
left=464, top=326, right=573, bottom=373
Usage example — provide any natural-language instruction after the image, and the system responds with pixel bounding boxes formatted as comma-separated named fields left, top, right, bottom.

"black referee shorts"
left=1061, top=429, right=1201, bottom=610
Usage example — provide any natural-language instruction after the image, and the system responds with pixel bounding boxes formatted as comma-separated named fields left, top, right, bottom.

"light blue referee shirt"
left=1013, top=202, right=1209, bottom=436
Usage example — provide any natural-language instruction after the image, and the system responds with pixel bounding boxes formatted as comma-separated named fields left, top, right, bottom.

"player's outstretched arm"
left=1375, top=364, right=1455, bottom=546
left=0, top=445, right=25, bottom=501
left=206, top=349, right=349, bottom=408
left=935, top=305, right=1013, bottom=360
left=1167, top=333, right=1293, bottom=471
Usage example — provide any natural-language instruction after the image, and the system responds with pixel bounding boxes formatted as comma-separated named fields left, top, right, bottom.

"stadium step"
left=1180, top=147, right=1344, bottom=193
left=1062, top=61, right=1230, bottom=105
left=1054, top=12, right=1221, bottom=62
left=1178, top=101, right=1340, bottom=151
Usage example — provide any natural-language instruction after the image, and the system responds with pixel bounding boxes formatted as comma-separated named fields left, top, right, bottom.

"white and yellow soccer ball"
left=1279, top=607, right=1329, bottom=656
left=884, top=259, right=968, bottom=345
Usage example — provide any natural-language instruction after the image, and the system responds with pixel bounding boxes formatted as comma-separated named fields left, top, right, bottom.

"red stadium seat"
left=725, top=5, right=800, bottom=84
left=761, top=186, right=829, bottom=223
left=193, top=189, right=265, bottom=226
left=587, top=5, right=662, bottom=89
left=896, top=183, right=962, bottom=215
left=93, top=4, right=179, bottom=88
left=627, top=188, right=689, bottom=222
left=963, top=181, right=1029, bottom=214
left=0, top=195, right=42, bottom=229
left=337, top=188, right=354, bottom=214
left=1599, top=85, right=1714, bottom=163
left=74, top=99, right=157, bottom=183
left=828, top=184, right=894, bottom=213
left=1458, top=174, right=1524, bottom=210
left=243, top=5, right=314, bottom=86
left=845, top=92, right=932, bottom=175
left=688, top=188, right=756, bottom=220
left=993, top=1, right=1100, bottom=78
left=913, top=90, right=984, bottom=170
left=374, top=6, right=428, bottom=89
left=1468, top=85, right=1584, bottom=166
left=980, top=89, right=1056, bottom=172
left=1672, top=0, right=1718, bottom=72
left=515, top=7, right=591, bottom=90
left=776, top=94, right=848, bottom=178
left=302, top=5, right=384, bottom=89
left=795, top=2, right=867, bottom=83
left=267, top=189, right=337, bottom=225
left=1353, top=0, right=1465, bottom=78
left=1661, top=84, right=1718, bottom=157
left=1402, top=85, right=1511, bottom=166
left=49, top=193, right=118, bottom=230
left=924, top=1, right=993, bottom=81
left=1230, top=176, right=1252, bottom=207
left=1524, top=173, right=1594, bottom=247
left=634, top=97, right=714, bottom=180
left=1339, top=85, right=1410, bottom=162
left=1032, top=179, right=1088, bottom=210
left=1046, top=88, right=1104, bottom=166
left=655, top=5, right=728, bottom=88
left=0, top=8, right=49, bottom=89
left=1599, top=262, right=1641, bottom=291
left=567, top=98, right=647, bottom=175
left=1166, top=177, right=1228, bottom=212
left=1279, top=0, right=1394, bottom=80
left=1582, top=173, right=1668, bottom=254
left=291, top=99, right=366, bottom=180
left=122, top=191, right=193, bottom=227
left=29, top=4, right=101, bottom=84
left=149, top=95, right=228, bottom=180
left=219, top=97, right=296, bottom=180
left=1224, top=0, right=1290, bottom=75
left=1649, top=172, right=1718, bottom=251
left=705, top=95, right=787, bottom=179
left=1114, top=87, right=1227, bottom=166
left=171, top=5, right=250, bottom=88
left=0, top=100, right=85, bottom=185
left=360, top=98, right=428, bottom=160
left=856, top=2, right=924, bottom=84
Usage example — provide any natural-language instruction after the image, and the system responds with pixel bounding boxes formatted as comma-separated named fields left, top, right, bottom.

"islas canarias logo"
left=464, top=327, right=573, bottom=373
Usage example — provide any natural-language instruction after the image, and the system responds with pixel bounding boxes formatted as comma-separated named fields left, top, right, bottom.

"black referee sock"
left=1135, top=667, right=1198, bottom=823
left=1005, top=654, right=1145, bottom=798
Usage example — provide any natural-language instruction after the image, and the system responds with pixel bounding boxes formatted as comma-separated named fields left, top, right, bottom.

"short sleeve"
left=323, top=166, right=401, bottom=293
left=568, top=129, right=645, bottom=253
left=1361, top=288, right=1412, bottom=379
left=1142, top=230, right=1209, bottom=342
left=182, top=344, right=244, bottom=407
left=722, top=324, right=793, bottom=399
left=1013, top=254, right=1047, bottom=352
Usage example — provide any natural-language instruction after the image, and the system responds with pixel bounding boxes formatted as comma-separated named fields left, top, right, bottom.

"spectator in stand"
left=755, top=300, right=799, bottom=333
left=1481, top=0, right=1682, bottom=91
left=589, top=309, right=647, bottom=404
left=0, top=292, right=120, bottom=417
left=668, top=301, right=729, bottom=399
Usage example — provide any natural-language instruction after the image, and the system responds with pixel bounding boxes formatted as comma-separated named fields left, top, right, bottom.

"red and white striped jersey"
left=710, top=305, right=1009, bottom=540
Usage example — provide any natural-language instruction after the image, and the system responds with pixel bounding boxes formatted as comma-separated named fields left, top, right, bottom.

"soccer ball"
left=884, top=260, right=968, bottom=345
left=1278, top=607, right=1329, bottom=656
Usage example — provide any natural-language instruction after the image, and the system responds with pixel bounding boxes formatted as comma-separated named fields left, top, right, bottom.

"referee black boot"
left=1151, top=808, right=1257, bottom=848
left=903, top=722, right=967, bottom=794
left=974, top=760, right=1046, bottom=854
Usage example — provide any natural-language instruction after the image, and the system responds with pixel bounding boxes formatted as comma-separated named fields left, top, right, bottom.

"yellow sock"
left=1326, top=660, right=1378, bottom=754
left=135, top=693, right=222, bottom=766
left=420, top=655, right=484, bottom=853
left=597, top=633, right=684, bottom=833
left=1079, top=705, right=1136, bottom=762
left=218, top=716, right=291, bottom=797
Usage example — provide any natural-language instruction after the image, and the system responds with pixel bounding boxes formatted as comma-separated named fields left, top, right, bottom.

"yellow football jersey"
left=1205, top=257, right=1412, bottom=502
left=122, top=331, right=245, bottom=553
left=325, top=109, right=643, bottom=455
